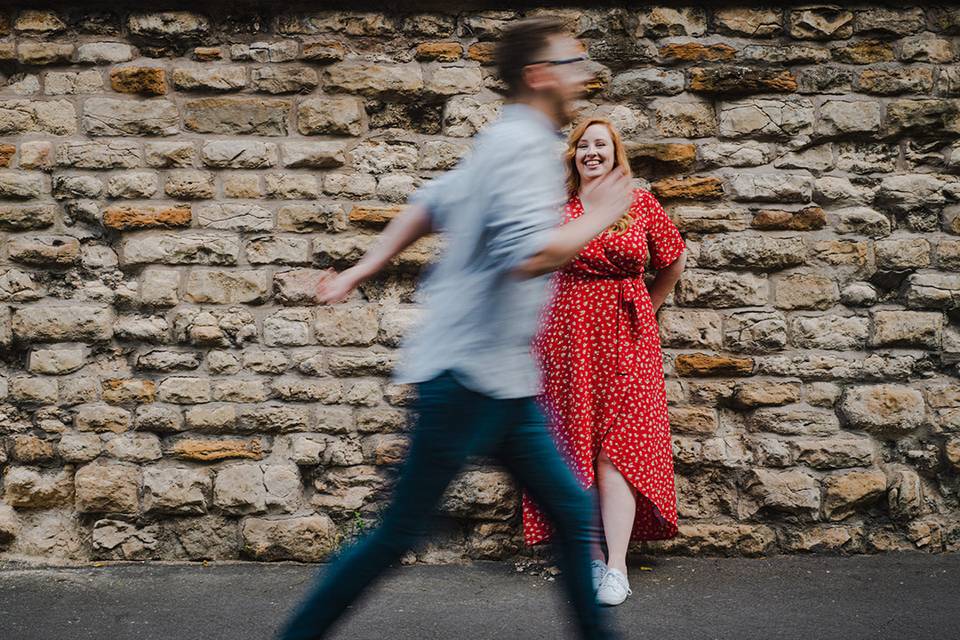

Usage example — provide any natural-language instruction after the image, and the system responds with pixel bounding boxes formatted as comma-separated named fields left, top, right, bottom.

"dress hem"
left=522, top=471, right=679, bottom=547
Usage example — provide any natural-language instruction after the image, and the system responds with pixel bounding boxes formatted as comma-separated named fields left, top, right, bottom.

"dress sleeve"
left=640, top=190, right=685, bottom=270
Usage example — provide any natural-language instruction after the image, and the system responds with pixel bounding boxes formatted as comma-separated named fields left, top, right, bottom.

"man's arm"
left=513, top=169, right=633, bottom=279
left=316, top=156, right=469, bottom=304
left=315, top=203, right=432, bottom=304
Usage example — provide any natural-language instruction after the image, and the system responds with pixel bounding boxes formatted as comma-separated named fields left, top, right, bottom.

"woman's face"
left=575, top=123, right=616, bottom=183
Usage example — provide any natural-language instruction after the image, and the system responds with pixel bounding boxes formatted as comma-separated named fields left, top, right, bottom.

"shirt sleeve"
left=486, top=139, right=565, bottom=273
left=641, top=190, right=686, bottom=270
left=407, top=165, right=466, bottom=232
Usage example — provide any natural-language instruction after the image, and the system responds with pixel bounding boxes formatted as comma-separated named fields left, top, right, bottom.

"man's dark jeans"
left=278, top=371, right=615, bottom=640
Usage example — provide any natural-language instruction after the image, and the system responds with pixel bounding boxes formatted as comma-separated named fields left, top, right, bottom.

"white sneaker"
left=590, top=560, right=607, bottom=592
left=596, top=568, right=632, bottom=606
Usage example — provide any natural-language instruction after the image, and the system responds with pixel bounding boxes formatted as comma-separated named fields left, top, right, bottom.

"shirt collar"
left=501, top=102, right=563, bottom=139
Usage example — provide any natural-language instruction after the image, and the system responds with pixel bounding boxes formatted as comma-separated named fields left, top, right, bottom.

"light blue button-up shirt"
left=394, top=103, right=566, bottom=399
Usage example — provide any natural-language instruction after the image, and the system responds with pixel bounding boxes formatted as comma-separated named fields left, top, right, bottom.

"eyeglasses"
left=527, top=55, right=589, bottom=66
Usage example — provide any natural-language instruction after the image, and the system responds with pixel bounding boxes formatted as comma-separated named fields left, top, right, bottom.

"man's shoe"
left=596, top=568, right=631, bottom=606
left=590, top=560, right=607, bottom=592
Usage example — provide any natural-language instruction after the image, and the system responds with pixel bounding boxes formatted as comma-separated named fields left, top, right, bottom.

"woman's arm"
left=648, top=249, right=687, bottom=313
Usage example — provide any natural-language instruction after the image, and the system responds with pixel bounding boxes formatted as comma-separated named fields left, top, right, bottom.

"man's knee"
left=547, top=487, right=594, bottom=529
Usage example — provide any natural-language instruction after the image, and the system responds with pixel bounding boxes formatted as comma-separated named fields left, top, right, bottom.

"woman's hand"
left=648, top=251, right=687, bottom=314
left=316, top=267, right=363, bottom=304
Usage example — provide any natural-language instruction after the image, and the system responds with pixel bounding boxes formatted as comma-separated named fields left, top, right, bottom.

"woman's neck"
left=577, top=174, right=601, bottom=197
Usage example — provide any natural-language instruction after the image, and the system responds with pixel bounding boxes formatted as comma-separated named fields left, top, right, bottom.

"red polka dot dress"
left=523, top=189, right=685, bottom=545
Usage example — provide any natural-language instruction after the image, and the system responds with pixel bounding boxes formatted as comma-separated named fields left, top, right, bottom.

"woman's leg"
left=596, top=449, right=636, bottom=574
left=498, top=400, right=617, bottom=640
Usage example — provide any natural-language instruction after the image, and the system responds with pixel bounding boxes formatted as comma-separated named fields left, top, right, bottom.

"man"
left=279, top=16, right=633, bottom=640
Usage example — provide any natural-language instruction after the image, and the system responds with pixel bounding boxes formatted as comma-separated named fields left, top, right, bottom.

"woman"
left=523, top=117, right=687, bottom=606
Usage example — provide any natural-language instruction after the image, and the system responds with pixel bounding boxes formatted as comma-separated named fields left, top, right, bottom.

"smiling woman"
left=565, top=118, right=635, bottom=235
left=523, top=116, right=688, bottom=607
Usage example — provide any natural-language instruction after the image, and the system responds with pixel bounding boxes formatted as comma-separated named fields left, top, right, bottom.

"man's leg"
left=497, top=399, right=617, bottom=640
left=278, top=372, right=485, bottom=640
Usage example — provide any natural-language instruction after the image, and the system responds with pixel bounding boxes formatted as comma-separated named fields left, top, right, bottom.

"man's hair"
left=495, top=16, right=567, bottom=97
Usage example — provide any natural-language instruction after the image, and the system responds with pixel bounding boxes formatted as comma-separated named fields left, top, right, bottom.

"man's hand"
left=579, top=168, right=633, bottom=228
left=316, top=267, right=363, bottom=305
left=313, top=204, right=433, bottom=303
left=513, top=169, right=634, bottom=279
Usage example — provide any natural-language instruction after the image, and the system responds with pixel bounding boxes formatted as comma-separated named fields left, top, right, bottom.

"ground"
left=1, top=554, right=957, bottom=640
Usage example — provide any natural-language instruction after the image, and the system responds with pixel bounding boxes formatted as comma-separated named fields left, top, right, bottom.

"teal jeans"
left=278, top=371, right=616, bottom=640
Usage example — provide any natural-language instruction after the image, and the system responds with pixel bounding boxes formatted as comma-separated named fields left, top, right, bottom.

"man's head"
left=495, top=17, right=590, bottom=125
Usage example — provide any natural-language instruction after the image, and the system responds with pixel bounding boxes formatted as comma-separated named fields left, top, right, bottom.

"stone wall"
left=1, top=3, right=959, bottom=562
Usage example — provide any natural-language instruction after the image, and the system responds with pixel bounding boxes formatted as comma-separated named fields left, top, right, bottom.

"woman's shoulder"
left=631, top=187, right=659, bottom=205
left=629, top=188, right=664, bottom=217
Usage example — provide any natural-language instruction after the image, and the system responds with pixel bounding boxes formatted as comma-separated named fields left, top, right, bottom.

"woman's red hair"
left=564, top=117, right=634, bottom=234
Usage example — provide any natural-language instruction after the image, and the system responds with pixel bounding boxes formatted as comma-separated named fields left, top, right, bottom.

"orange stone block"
left=627, top=142, right=697, bottom=174
left=467, top=42, right=496, bottom=65
left=660, top=42, right=736, bottom=62
left=651, top=176, right=724, bottom=200
left=171, top=438, right=263, bottom=462
left=675, top=353, right=754, bottom=377
left=192, top=46, right=223, bottom=61
left=110, top=66, right=167, bottom=96
left=102, top=205, right=192, bottom=230
left=0, top=144, right=14, bottom=168
left=416, top=42, right=464, bottom=62
left=349, top=205, right=403, bottom=228
left=689, top=66, right=796, bottom=94
left=833, top=40, right=895, bottom=64
left=751, top=206, right=826, bottom=231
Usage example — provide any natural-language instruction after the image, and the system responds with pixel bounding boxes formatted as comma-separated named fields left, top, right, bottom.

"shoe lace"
left=603, top=570, right=632, bottom=595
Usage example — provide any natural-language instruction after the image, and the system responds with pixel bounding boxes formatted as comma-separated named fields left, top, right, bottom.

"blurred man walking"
left=279, top=16, right=633, bottom=640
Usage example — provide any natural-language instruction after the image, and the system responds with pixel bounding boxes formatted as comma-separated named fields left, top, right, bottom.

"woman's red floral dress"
left=523, top=188, right=686, bottom=545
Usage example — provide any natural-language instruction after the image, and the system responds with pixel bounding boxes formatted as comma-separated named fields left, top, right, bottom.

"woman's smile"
left=579, top=150, right=609, bottom=173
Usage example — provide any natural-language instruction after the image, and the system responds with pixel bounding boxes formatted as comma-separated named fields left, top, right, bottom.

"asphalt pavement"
left=1, top=553, right=958, bottom=640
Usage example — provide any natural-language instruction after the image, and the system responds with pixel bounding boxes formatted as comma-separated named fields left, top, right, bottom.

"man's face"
left=528, top=34, right=591, bottom=124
